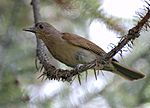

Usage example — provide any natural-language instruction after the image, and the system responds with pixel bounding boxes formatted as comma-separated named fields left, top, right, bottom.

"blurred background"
left=0, top=0, right=150, bottom=108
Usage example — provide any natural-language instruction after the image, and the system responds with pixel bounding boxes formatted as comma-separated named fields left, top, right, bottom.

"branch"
left=30, top=0, right=56, bottom=73
left=105, top=1, right=150, bottom=59
left=30, top=0, right=150, bottom=82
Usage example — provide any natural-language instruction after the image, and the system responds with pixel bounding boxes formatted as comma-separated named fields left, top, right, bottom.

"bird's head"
left=23, top=22, right=57, bottom=38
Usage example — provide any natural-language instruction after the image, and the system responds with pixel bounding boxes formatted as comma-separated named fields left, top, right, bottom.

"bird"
left=23, top=22, right=145, bottom=81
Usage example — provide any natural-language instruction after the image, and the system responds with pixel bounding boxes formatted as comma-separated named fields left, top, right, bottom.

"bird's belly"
left=49, top=43, right=97, bottom=67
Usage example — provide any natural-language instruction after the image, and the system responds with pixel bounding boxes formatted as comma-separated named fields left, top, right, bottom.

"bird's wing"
left=62, top=33, right=106, bottom=56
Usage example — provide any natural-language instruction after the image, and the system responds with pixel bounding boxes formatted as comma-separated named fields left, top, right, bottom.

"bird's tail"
left=111, top=61, right=145, bottom=81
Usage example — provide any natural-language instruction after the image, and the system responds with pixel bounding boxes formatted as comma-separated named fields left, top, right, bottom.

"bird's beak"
left=23, top=27, right=36, bottom=33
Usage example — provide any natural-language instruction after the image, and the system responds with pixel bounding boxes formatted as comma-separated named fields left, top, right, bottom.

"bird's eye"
left=39, top=24, right=44, bottom=29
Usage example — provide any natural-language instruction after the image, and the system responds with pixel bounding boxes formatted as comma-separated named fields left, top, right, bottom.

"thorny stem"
left=30, top=0, right=150, bottom=82
left=106, top=6, right=150, bottom=60
left=31, top=0, right=56, bottom=72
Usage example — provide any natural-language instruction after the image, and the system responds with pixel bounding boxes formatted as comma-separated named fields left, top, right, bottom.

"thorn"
left=128, top=42, right=133, bottom=49
left=101, top=70, right=108, bottom=81
left=69, top=80, right=73, bottom=85
left=101, top=71, right=106, bottom=79
left=38, top=73, right=45, bottom=79
left=119, top=51, right=124, bottom=60
left=122, top=49, right=128, bottom=52
left=101, top=70, right=105, bottom=76
left=30, top=1, right=33, bottom=5
left=39, top=65, right=44, bottom=73
left=41, top=75, right=45, bottom=81
left=71, top=76, right=76, bottom=84
left=35, top=57, right=39, bottom=70
left=85, top=70, right=88, bottom=82
left=94, top=68, right=97, bottom=80
left=45, top=77, right=48, bottom=80
left=147, top=23, right=150, bottom=28
left=97, top=70, right=100, bottom=75
left=146, top=7, right=150, bottom=11
left=126, top=45, right=132, bottom=52
left=145, top=0, right=150, bottom=6
left=78, top=74, right=81, bottom=85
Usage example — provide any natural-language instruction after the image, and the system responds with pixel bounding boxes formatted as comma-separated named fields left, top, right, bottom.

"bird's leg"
left=95, top=59, right=104, bottom=70
left=93, top=59, right=104, bottom=80
left=94, top=59, right=99, bottom=80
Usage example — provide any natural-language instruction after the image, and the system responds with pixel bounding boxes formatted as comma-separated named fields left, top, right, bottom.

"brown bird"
left=23, top=22, right=145, bottom=81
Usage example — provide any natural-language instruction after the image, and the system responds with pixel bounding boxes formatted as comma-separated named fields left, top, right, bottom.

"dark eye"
left=39, top=24, right=43, bottom=29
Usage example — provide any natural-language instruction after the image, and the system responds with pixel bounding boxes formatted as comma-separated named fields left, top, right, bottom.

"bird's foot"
left=95, top=59, right=104, bottom=70
left=93, top=59, right=105, bottom=80
left=74, top=64, right=84, bottom=71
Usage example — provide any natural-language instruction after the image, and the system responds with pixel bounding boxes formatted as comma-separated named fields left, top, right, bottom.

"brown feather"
left=62, top=33, right=106, bottom=56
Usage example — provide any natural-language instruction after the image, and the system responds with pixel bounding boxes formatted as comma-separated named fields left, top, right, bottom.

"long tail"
left=111, top=61, right=145, bottom=81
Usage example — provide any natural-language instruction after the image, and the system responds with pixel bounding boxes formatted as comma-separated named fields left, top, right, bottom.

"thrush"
left=23, top=22, right=145, bottom=81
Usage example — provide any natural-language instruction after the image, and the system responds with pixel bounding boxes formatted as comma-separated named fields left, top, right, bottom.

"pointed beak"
left=23, top=27, right=36, bottom=33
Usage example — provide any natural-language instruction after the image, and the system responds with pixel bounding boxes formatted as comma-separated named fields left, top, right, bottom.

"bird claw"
left=95, top=59, right=104, bottom=70
left=93, top=59, right=105, bottom=80
left=74, top=64, right=84, bottom=71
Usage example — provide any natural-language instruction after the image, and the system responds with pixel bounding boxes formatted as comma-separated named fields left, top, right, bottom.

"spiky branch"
left=30, top=0, right=150, bottom=82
